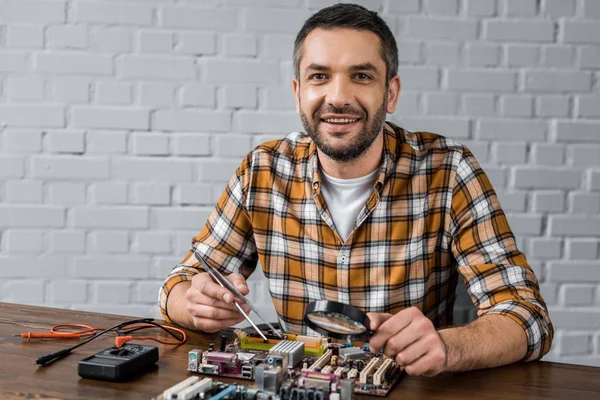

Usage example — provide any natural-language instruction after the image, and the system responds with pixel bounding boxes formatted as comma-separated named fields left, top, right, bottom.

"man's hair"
left=293, top=3, right=399, bottom=84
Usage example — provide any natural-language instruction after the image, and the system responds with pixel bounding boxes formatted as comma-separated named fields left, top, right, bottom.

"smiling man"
left=159, top=3, right=553, bottom=376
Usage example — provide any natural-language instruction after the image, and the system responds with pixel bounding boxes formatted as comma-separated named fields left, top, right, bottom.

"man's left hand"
left=368, top=307, right=448, bottom=377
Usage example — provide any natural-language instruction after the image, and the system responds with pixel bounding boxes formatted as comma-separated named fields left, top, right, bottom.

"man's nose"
left=326, top=77, right=353, bottom=108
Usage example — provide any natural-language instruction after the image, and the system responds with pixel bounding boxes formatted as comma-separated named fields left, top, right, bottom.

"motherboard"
left=157, top=328, right=404, bottom=399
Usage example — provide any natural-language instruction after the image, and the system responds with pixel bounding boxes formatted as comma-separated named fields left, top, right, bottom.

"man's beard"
left=299, top=96, right=388, bottom=162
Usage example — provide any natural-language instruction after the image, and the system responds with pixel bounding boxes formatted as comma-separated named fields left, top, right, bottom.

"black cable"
left=35, top=318, right=153, bottom=367
left=118, top=320, right=185, bottom=342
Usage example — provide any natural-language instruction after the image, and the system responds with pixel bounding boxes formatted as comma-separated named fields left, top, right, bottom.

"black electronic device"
left=78, top=343, right=159, bottom=381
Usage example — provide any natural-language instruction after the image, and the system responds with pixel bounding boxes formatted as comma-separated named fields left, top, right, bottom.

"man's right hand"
left=184, top=272, right=251, bottom=333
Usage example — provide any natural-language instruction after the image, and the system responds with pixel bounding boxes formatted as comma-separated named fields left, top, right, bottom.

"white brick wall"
left=0, top=0, right=599, bottom=367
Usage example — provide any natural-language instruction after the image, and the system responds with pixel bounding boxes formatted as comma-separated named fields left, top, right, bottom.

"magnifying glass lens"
left=306, top=311, right=367, bottom=335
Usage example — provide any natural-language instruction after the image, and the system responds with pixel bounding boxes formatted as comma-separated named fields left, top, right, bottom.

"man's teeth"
left=323, top=118, right=359, bottom=123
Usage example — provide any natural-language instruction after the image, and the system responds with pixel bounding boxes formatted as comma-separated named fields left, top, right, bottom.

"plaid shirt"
left=159, top=122, right=553, bottom=362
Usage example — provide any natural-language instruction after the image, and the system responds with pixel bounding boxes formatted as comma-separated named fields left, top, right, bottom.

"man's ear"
left=386, top=75, right=401, bottom=114
left=292, top=78, right=300, bottom=114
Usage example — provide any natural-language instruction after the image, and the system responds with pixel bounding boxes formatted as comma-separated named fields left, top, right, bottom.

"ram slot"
left=359, top=358, right=381, bottom=384
left=175, top=377, right=213, bottom=400
left=162, top=376, right=200, bottom=399
left=307, top=349, right=333, bottom=371
left=373, top=358, right=393, bottom=386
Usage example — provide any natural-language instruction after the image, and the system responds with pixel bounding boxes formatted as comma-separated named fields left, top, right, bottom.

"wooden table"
left=1, top=302, right=599, bottom=400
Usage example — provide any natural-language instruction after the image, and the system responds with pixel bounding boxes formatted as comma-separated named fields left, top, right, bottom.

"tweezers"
left=191, top=254, right=284, bottom=341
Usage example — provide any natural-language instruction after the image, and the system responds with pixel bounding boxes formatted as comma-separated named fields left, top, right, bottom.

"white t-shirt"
left=320, top=167, right=379, bottom=242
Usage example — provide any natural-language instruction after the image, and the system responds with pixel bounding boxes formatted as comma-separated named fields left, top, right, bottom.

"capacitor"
left=220, top=335, right=227, bottom=352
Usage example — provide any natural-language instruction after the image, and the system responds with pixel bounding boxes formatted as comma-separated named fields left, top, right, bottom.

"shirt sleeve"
left=158, top=154, right=258, bottom=323
left=450, top=148, right=554, bottom=362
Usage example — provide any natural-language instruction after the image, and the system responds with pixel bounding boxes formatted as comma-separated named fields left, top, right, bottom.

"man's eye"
left=309, top=73, right=327, bottom=80
left=355, top=73, right=372, bottom=80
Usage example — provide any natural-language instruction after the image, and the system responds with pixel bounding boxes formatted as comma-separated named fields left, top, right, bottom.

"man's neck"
left=317, top=130, right=384, bottom=179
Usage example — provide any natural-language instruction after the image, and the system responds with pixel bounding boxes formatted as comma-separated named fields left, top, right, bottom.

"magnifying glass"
left=304, top=300, right=374, bottom=341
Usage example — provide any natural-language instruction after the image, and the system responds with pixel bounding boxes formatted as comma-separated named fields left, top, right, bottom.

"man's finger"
left=227, top=273, right=249, bottom=296
left=369, top=310, right=413, bottom=353
left=367, top=312, right=393, bottom=331
left=380, top=321, right=422, bottom=358
left=188, top=304, right=244, bottom=321
left=186, top=288, right=251, bottom=314
left=192, top=273, right=236, bottom=303
left=191, top=315, right=245, bottom=333
left=394, top=336, right=429, bottom=367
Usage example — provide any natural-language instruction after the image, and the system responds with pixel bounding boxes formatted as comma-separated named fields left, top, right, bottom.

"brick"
left=388, top=0, right=420, bottom=13
left=559, top=333, right=592, bottom=356
left=465, top=0, right=496, bottom=16
left=492, top=142, right=527, bottom=165
left=502, top=0, right=537, bottom=15
left=112, top=158, right=193, bottom=182
left=224, top=33, right=258, bottom=57
left=89, top=231, right=129, bottom=253
left=0, top=51, right=27, bottom=72
left=263, top=35, right=294, bottom=59
left=396, top=40, right=422, bottom=64
left=562, top=285, right=594, bottom=306
left=153, top=110, right=231, bottom=132
left=74, top=207, right=148, bottom=229
left=446, top=70, right=515, bottom=92
left=542, top=45, right=574, bottom=68
left=90, top=182, right=128, bottom=205
left=462, top=141, right=490, bottom=163
left=423, top=0, right=458, bottom=15
left=576, top=95, right=600, bottom=118
left=117, top=55, right=195, bottom=80
left=131, top=133, right=169, bottom=156
left=525, top=71, right=592, bottom=93
left=198, top=159, right=242, bottom=182
left=151, top=208, right=212, bottom=230
left=424, top=93, right=458, bottom=115
left=531, top=144, right=565, bottom=166
left=171, top=134, right=211, bottom=157
left=7, top=76, right=45, bottom=101
left=496, top=191, right=526, bottom=212
left=0, top=105, right=64, bottom=127
left=569, top=192, right=600, bottom=214
left=72, top=1, right=153, bottom=25
left=563, top=22, right=600, bottom=44
left=569, top=145, right=600, bottom=167
left=51, top=76, right=90, bottom=103
left=499, top=95, right=533, bottom=117
left=513, top=168, right=580, bottom=190
left=3, top=281, right=44, bottom=304
left=425, top=43, right=460, bottom=66
left=74, top=257, right=150, bottom=279
left=403, top=117, right=470, bottom=139
left=134, top=232, right=171, bottom=254
left=205, top=60, right=279, bottom=84
left=0, top=205, right=64, bottom=228
left=539, top=283, right=557, bottom=305
left=243, top=8, right=309, bottom=32
left=3, top=129, right=43, bottom=153
left=137, top=281, right=162, bottom=303
left=530, top=238, right=562, bottom=260
left=173, top=184, right=212, bottom=206
left=72, top=106, right=149, bottom=130
left=536, top=96, right=569, bottom=118
left=394, top=92, right=420, bottom=116
left=5, top=180, right=43, bottom=203
left=556, top=122, right=600, bottom=143
left=131, top=182, right=171, bottom=205
left=180, top=84, right=216, bottom=108
left=95, top=282, right=131, bottom=304
left=397, top=67, right=438, bottom=89
left=32, top=156, right=109, bottom=180
left=48, top=280, right=88, bottom=303
left=139, top=83, right=175, bottom=106
left=550, top=216, right=600, bottom=236
left=49, top=231, right=85, bottom=254
left=592, top=171, right=600, bottom=191
left=6, top=24, right=44, bottom=48
left=463, top=94, right=495, bottom=117
left=584, top=0, right=600, bottom=17
left=478, top=119, right=546, bottom=141
left=485, top=20, right=554, bottom=42
left=47, top=182, right=86, bottom=205
left=0, top=156, right=24, bottom=179
left=215, top=135, right=253, bottom=157
left=86, top=131, right=127, bottom=154
left=549, top=309, right=600, bottom=329
left=407, top=17, right=478, bottom=41
left=236, top=111, right=303, bottom=134
left=4, top=230, right=44, bottom=253
left=466, top=43, right=500, bottom=67
left=505, top=214, right=542, bottom=236
left=90, top=27, right=132, bottom=53
left=224, top=85, right=258, bottom=109
left=47, top=25, right=87, bottom=49
left=176, top=32, right=216, bottom=55
left=579, top=46, right=600, bottom=68
left=35, top=53, right=113, bottom=75
left=137, top=30, right=172, bottom=53
left=0, top=0, right=66, bottom=23
left=542, top=0, right=575, bottom=17
left=95, top=82, right=133, bottom=105
left=46, top=130, right=85, bottom=154
left=567, top=239, right=599, bottom=260
left=532, top=192, right=566, bottom=212
left=0, top=256, right=67, bottom=277
left=159, top=6, right=236, bottom=30
left=505, top=44, right=539, bottom=67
